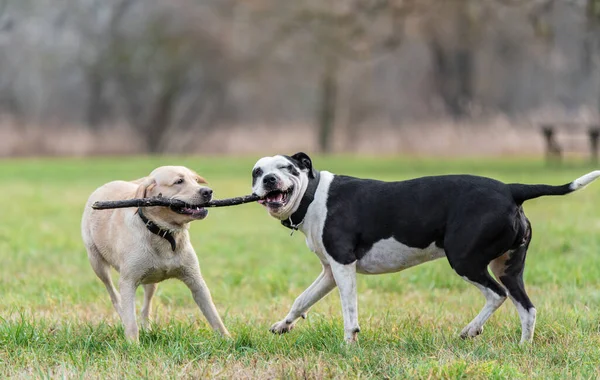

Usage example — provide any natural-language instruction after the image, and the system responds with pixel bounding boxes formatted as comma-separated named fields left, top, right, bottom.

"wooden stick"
left=92, top=194, right=261, bottom=210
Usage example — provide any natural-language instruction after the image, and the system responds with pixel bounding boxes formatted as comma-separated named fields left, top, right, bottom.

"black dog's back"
left=322, top=172, right=585, bottom=266
left=323, top=174, right=516, bottom=263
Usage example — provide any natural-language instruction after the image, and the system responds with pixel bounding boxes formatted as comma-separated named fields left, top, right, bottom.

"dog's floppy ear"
left=135, top=177, right=157, bottom=199
left=291, top=152, right=315, bottom=179
left=191, top=170, right=208, bottom=184
left=291, top=152, right=312, bottom=170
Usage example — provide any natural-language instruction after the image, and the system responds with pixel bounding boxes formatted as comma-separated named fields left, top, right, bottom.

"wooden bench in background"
left=540, top=123, right=600, bottom=164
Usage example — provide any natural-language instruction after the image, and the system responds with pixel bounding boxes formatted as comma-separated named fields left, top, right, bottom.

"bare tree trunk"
left=143, top=75, right=181, bottom=153
left=430, top=44, right=473, bottom=118
left=429, top=2, right=474, bottom=118
left=317, top=56, right=339, bottom=154
left=586, top=0, right=600, bottom=114
left=86, top=67, right=109, bottom=129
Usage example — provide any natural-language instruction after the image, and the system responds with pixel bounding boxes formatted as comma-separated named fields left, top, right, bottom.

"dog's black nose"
left=263, top=174, right=277, bottom=186
left=199, top=188, right=213, bottom=201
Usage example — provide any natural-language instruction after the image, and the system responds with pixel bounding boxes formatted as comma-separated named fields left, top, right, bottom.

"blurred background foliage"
left=1, top=0, right=600, bottom=156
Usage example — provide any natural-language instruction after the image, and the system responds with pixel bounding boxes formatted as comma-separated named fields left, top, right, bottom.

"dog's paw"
left=460, top=324, right=483, bottom=339
left=344, top=327, right=360, bottom=343
left=140, top=319, right=152, bottom=331
left=124, top=331, right=140, bottom=343
left=269, top=320, right=295, bottom=334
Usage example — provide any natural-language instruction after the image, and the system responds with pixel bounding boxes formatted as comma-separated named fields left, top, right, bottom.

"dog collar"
left=137, top=208, right=177, bottom=251
left=282, top=170, right=320, bottom=233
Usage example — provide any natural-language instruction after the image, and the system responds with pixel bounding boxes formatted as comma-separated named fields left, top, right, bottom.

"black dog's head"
left=252, top=152, right=315, bottom=220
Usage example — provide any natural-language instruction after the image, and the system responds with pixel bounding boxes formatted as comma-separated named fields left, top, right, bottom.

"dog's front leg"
left=329, top=260, right=360, bottom=343
left=180, top=267, right=230, bottom=337
left=270, top=264, right=336, bottom=334
left=118, top=278, right=139, bottom=342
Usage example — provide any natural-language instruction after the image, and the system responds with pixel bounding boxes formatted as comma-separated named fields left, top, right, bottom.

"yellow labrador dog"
left=81, top=166, right=230, bottom=341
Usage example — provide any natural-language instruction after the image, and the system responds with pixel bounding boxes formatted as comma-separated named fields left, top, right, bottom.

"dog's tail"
left=509, top=170, right=600, bottom=204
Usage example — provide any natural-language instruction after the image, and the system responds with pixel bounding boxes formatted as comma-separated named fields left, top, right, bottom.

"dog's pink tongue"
left=267, top=193, right=284, bottom=202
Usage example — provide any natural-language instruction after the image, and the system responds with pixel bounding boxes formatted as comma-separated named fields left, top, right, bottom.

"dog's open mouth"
left=170, top=205, right=208, bottom=219
left=258, top=186, right=294, bottom=209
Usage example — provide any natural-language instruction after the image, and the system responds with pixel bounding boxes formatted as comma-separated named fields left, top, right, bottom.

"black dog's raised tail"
left=509, top=170, right=600, bottom=204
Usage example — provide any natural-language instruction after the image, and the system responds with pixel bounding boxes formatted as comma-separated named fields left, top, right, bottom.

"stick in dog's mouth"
left=170, top=204, right=208, bottom=218
left=92, top=193, right=263, bottom=210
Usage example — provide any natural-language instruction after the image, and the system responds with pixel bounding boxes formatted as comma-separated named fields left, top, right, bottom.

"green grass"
left=1, top=155, right=599, bottom=378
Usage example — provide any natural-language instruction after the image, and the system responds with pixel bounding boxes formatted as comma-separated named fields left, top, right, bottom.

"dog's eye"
left=284, top=164, right=299, bottom=176
left=252, top=168, right=262, bottom=178
left=174, top=178, right=184, bottom=185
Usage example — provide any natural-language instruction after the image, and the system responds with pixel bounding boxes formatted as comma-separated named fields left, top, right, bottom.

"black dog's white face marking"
left=252, top=155, right=309, bottom=220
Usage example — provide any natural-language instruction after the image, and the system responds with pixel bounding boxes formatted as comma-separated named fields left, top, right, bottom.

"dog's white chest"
left=357, top=238, right=445, bottom=274
left=139, top=255, right=184, bottom=284
left=300, top=171, right=335, bottom=264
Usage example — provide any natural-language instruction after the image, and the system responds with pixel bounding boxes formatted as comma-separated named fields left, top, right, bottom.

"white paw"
left=124, top=331, right=140, bottom=342
left=344, top=327, right=360, bottom=343
left=140, top=319, right=152, bottom=331
left=269, top=320, right=295, bottom=334
left=460, top=324, right=483, bottom=339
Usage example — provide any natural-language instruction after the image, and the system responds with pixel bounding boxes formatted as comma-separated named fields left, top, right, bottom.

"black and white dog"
left=252, top=152, right=600, bottom=343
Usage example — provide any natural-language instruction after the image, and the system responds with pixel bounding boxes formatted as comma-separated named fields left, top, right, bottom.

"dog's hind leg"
left=141, top=283, right=158, bottom=329
left=457, top=270, right=507, bottom=339
left=445, top=239, right=509, bottom=340
left=490, top=226, right=536, bottom=344
left=445, top=206, right=524, bottom=340
left=87, top=245, right=121, bottom=315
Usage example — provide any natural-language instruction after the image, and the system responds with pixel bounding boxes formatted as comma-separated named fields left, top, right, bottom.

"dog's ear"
left=291, top=151, right=313, bottom=171
left=135, top=177, right=157, bottom=198
left=191, top=170, right=208, bottom=184
left=291, top=152, right=315, bottom=179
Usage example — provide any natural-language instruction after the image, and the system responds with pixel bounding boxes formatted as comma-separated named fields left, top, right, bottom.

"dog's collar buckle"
left=287, top=217, right=304, bottom=236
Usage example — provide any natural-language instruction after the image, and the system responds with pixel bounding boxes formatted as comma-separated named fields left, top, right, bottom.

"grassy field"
left=1, top=155, right=599, bottom=379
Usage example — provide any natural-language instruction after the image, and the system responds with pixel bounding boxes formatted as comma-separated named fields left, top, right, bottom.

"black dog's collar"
left=137, top=208, right=177, bottom=251
left=282, top=170, right=320, bottom=232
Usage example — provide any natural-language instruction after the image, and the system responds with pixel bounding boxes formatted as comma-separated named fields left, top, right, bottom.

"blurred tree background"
left=0, top=0, right=599, bottom=156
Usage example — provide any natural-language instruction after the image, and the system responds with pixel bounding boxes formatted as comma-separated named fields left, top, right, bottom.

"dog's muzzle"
left=257, top=175, right=294, bottom=210
left=168, top=188, right=212, bottom=220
